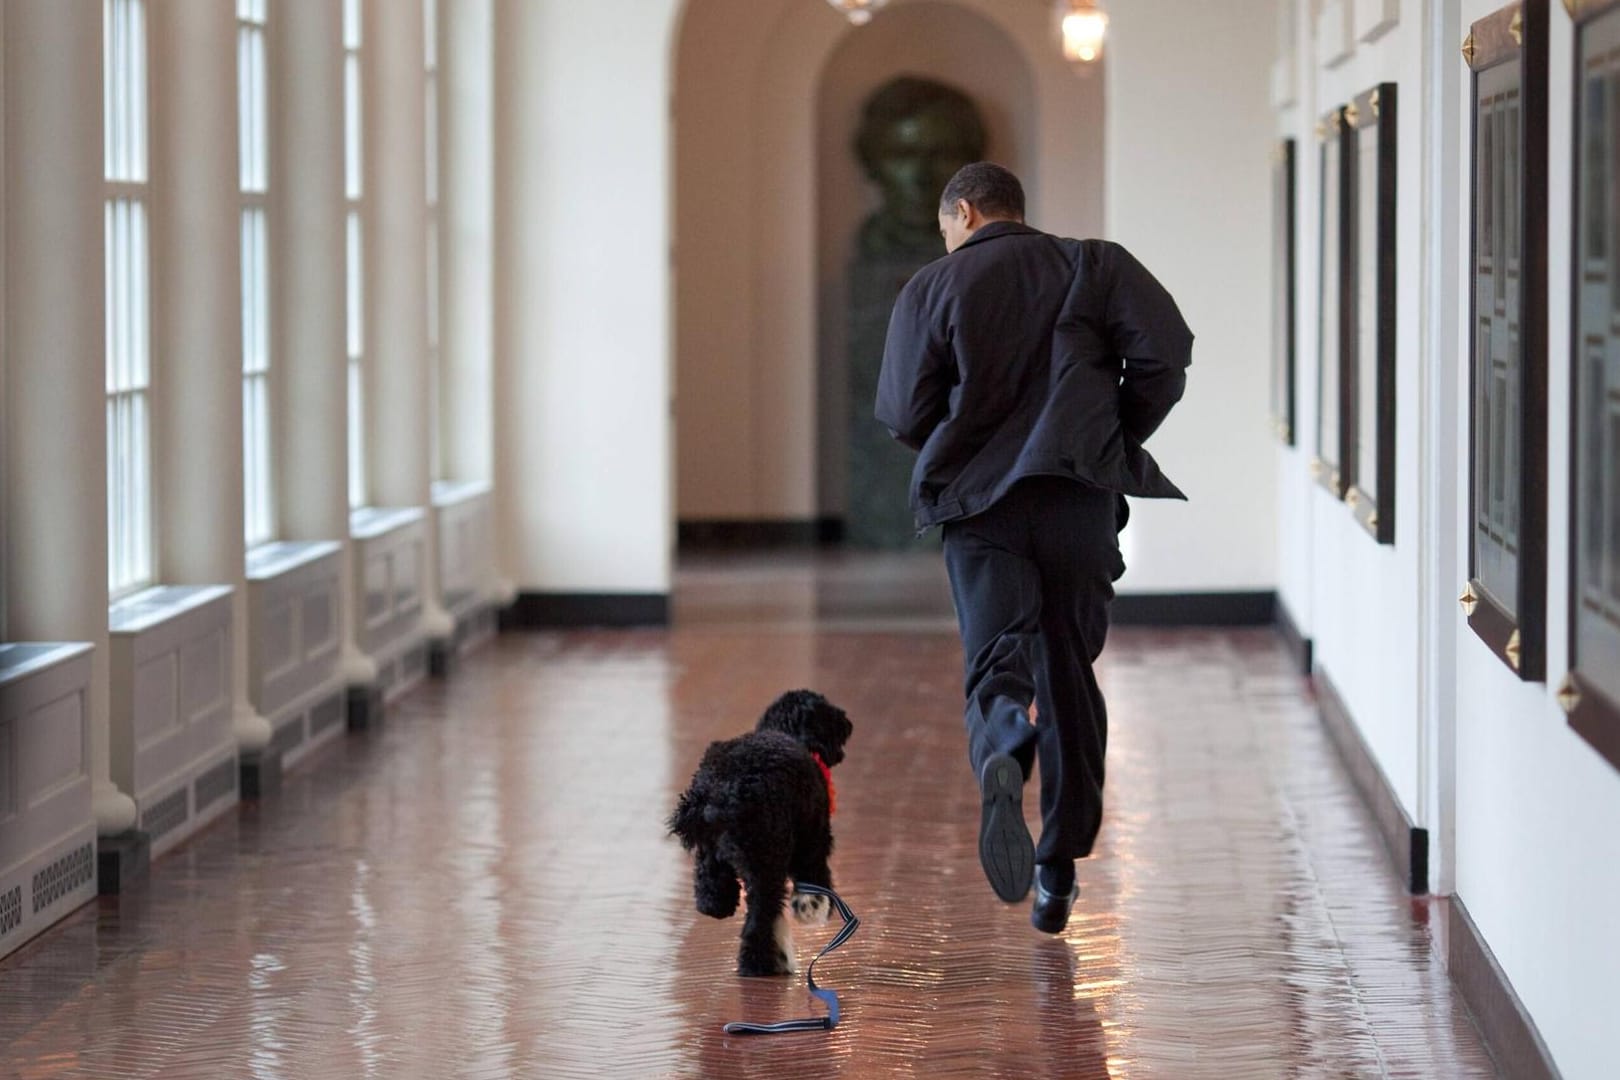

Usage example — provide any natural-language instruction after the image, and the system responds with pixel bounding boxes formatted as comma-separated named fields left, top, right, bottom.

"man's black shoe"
left=1031, top=869, right=1079, bottom=934
left=978, top=752, right=1034, bottom=902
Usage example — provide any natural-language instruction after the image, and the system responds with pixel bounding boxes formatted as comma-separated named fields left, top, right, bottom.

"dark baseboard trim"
left=1274, top=597, right=1314, bottom=675
left=96, top=829, right=151, bottom=895
left=239, top=746, right=284, bottom=800
left=347, top=683, right=384, bottom=732
left=1111, top=590, right=1276, bottom=627
left=502, top=592, right=670, bottom=629
left=427, top=636, right=457, bottom=679
left=677, top=518, right=845, bottom=549
left=1447, top=897, right=1563, bottom=1080
left=1314, top=668, right=1429, bottom=894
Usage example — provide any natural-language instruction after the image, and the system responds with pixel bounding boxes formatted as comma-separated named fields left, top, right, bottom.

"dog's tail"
left=667, top=787, right=708, bottom=851
left=667, top=775, right=741, bottom=852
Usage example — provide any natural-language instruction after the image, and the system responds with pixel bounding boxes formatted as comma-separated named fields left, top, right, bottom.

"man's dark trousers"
left=942, top=475, right=1122, bottom=868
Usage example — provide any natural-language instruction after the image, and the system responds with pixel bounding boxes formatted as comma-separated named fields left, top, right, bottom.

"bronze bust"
left=855, top=77, right=988, bottom=259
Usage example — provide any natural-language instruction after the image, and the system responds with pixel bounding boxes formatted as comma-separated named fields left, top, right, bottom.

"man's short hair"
left=939, top=162, right=1026, bottom=221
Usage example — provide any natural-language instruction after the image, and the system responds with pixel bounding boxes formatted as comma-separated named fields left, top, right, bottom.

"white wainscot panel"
left=352, top=507, right=430, bottom=702
left=246, top=540, right=346, bottom=769
left=432, top=480, right=495, bottom=623
left=0, top=643, right=97, bottom=961
left=1271, top=51, right=1298, bottom=109
left=1355, top=0, right=1398, bottom=42
left=1316, top=0, right=1356, bottom=68
left=109, top=586, right=239, bottom=858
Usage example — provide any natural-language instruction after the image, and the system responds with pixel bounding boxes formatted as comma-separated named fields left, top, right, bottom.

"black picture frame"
left=1272, top=138, right=1298, bottom=446
left=1345, top=83, right=1399, bottom=544
left=1564, top=0, right=1620, bottom=772
left=1464, top=0, right=1548, bottom=681
left=1314, top=106, right=1352, bottom=498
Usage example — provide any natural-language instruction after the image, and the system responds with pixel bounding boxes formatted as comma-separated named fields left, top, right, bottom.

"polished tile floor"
left=0, top=553, right=1499, bottom=1078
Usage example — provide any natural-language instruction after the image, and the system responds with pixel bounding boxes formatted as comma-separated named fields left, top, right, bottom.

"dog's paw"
left=737, top=949, right=796, bottom=978
left=791, top=889, right=831, bottom=926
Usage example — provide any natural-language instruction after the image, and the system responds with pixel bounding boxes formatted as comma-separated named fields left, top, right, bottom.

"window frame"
left=425, top=0, right=443, bottom=482
left=344, top=0, right=366, bottom=510
left=239, top=0, right=274, bottom=548
left=104, top=0, right=155, bottom=600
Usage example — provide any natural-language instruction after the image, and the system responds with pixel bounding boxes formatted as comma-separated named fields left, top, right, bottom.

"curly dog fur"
left=667, top=689, right=853, bottom=977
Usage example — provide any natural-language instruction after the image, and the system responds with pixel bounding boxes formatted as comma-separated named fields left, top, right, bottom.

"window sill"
left=350, top=505, right=426, bottom=541
left=431, top=479, right=492, bottom=510
left=247, top=540, right=344, bottom=583
left=109, top=585, right=234, bottom=636
left=0, top=642, right=94, bottom=687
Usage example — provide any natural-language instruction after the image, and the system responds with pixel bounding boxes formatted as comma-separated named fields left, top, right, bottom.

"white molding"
left=430, top=478, right=492, bottom=509
left=246, top=539, right=344, bottom=582
left=0, top=642, right=97, bottom=960
left=351, top=508, right=427, bottom=669
left=246, top=542, right=343, bottom=726
left=108, top=584, right=233, bottom=636
left=266, top=675, right=348, bottom=771
left=1355, top=0, right=1399, bottom=43
left=349, top=504, right=425, bottom=540
left=1271, top=52, right=1299, bottom=110
left=433, top=488, right=495, bottom=620
left=107, top=585, right=238, bottom=858
left=1316, top=0, right=1356, bottom=68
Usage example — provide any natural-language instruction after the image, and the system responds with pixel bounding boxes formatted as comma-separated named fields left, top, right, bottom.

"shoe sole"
left=978, top=753, right=1034, bottom=902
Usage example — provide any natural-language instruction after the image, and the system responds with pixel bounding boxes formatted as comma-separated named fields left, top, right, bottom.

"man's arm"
left=1104, top=244, right=1193, bottom=443
left=875, top=281, right=952, bottom=452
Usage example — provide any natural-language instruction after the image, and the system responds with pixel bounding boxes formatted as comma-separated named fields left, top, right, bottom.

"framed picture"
left=1313, top=106, right=1352, bottom=497
left=1271, top=138, right=1298, bottom=446
left=1563, top=0, right=1620, bottom=772
left=1462, top=0, right=1548, bottom=680
left=1345, top=83, right=1398, bottom=544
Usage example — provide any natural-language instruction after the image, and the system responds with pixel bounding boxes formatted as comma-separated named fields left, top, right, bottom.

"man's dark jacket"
left=875, top=221, right=1193, bottom=531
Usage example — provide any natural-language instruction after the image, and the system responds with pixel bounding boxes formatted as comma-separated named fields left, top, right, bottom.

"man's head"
left=937, top=162, right=1026, bottom=253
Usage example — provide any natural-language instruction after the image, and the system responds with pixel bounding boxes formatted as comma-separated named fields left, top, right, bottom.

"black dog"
left=668, top=690, right=853, bottom=977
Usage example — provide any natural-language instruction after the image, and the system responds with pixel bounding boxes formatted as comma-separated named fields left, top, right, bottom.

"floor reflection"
left=0, top=554, right=1498, bottom=1078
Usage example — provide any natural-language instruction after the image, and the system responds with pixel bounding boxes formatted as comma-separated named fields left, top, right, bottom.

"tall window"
left=239, top=0, right=272, bottom=546
left=105, top=0, right=153, bottom=596
left=344, top=0, right=366, bottom=508
left=425, top=0, right=442, bottom=480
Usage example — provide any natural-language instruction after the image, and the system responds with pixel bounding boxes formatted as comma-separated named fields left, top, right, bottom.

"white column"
left=441, top=0, right=505, bottom=605
left=148, top=0, right=272, bottom=754
left=440, top=0, right=494, bottom=488
left=273, top=0, right=373, bottom=685
left=364, top=0, right=453, bottom=640
left=0, top=0, right=8, bottom=645
left=2, top=0, right=138, bottom=835
left=492, top=0, right=675, bottom=598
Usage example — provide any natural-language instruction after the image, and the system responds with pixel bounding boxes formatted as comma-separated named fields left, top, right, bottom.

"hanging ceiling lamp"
left=1058, top=0, right=1109, bottom=65
left=825, top=0, right=891, bottom=26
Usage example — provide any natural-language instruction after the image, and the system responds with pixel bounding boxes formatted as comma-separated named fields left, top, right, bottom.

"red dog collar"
left=812, top=753, right=836, bottom=816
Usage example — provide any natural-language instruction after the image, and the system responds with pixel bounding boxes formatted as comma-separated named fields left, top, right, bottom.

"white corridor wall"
left=493, top=0, right=677, bottom=595
left=1105, top=0, right=1279, bottom=593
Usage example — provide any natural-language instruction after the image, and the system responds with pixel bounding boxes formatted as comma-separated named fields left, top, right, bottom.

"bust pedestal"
left=846, top=252, right=942, bottom=550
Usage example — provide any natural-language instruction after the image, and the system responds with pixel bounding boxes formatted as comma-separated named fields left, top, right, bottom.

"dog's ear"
left=812, top=701, right=853, bottom=767
left=760, top=690, right=852, bottom=766
left=756, top=689, right=822, bottom=736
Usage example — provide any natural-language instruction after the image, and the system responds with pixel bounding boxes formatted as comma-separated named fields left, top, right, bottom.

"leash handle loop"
left=722, top=884, right=858, bottom=1036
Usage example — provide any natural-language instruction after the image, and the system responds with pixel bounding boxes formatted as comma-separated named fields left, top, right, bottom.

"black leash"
left=722, top=884, right=859, bottom=1036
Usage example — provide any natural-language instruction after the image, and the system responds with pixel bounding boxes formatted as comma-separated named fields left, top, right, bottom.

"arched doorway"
left=672, top=0, right=1102, bottom=544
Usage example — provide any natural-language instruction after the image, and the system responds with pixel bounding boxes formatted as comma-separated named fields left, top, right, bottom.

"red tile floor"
left=0, top=552, right=1500, bottom=1078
